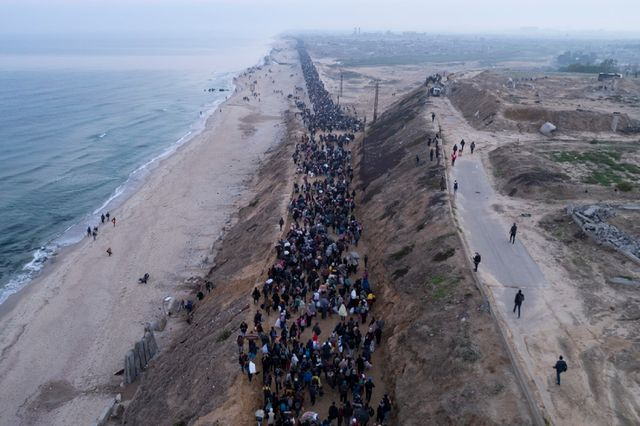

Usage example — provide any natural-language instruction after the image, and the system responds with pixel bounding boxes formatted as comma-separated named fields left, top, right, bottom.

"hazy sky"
left=1, top=0, right=639, bottom=37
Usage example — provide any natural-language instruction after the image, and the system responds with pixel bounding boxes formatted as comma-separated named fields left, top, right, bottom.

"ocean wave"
left=0, top=244, right=56, bottom=304
left=0, top=74, right=236, bottom=306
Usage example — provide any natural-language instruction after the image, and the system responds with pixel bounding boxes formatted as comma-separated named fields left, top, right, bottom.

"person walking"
left=101, top=214, right=105, bottom=224
left=106, top=247, right=112, bottom=257
left=470, top=141, right=476, bottom=154
left=553, top=356, right=568, bottom=385
left=513, top=289, right=524, bottom=318
left=430, top=148, right=434, bottom=162
left=440, top=175, right=446, bottom=191
left=509, top=222, right=518, bottom=244
left=451, top=151, right=457, bottom=166
left=111, top=217, right=116, bottom=227
left=431, top=112, right=435, bottom=122
left=473, top=252, right=481, bottom=272
left=278, top=217, right=284, bottom=231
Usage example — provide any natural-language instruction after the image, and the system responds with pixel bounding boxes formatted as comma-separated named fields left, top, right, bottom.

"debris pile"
left=568, top=204, right=640, bottom=263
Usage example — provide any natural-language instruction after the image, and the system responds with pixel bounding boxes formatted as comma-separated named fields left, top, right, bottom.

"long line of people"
left=239, top=46, right=391, bottom=426
left=296, top=42, right=361, bottom=134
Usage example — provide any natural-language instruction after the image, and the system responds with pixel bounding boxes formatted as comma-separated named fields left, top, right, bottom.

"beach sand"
left=0, top=41, right=303, bottom=425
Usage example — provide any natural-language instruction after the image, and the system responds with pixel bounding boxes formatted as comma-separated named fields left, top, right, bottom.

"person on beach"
left=87, top=226, right=92, bottom=237
left=106, top=212, right=110, bottom=221
left=509, top=222, right=518, bottom=244
left=92, top=227, right=98, bottom=240
left=106, top=247, right=112, bottom=257
left=473, top=252, right=481, bottom=272
left=112, top=217, right=116, bottom=227
left=553, top=356, right=568, bottom=385
left=279, top=217, right=284, bottom=231
left=101, top=214, right=105, bottom=224
left=513, top=289, right=524, bottom=318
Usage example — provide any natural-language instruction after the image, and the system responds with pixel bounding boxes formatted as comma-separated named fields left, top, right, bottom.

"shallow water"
left=0, top=35, right=270, bottom=303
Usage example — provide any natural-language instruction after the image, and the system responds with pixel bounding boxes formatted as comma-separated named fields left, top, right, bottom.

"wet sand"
left=0, top=41, right=303, bottom=425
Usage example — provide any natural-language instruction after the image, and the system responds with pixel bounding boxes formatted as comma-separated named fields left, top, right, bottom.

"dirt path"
left=431, top=96, right=634, bottom=425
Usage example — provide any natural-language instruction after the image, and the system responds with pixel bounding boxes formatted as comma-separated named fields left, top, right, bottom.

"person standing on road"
left=553, top=356, right=568, bottom=385
left=473, top=252, right=481, bottom=271
left=513, top=289, right=524, bottom=318
left=509, top=222, right=518, bottom=244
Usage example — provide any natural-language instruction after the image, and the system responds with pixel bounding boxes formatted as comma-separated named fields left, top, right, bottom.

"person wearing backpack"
left=553, top=355, right=568, bottom=385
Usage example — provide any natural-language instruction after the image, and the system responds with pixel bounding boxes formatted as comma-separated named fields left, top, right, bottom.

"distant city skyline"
left=1, top=0, right=640, bottom=38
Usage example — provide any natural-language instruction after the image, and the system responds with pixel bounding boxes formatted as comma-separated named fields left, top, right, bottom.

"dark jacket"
left=554, top=360, right=568, bottom=372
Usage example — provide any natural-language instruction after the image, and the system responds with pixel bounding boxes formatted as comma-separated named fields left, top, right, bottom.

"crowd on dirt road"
left=238, top=45, right=391, bottom=426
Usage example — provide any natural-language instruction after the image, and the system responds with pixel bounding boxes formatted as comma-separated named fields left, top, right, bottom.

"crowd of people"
left=238, top=46, right=390, bottom=426
left=296, top=42, right=361, bottom=133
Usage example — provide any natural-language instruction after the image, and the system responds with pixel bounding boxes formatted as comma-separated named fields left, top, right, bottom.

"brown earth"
left=448, top=70, right=640, bottom=135
left=123, top=111, right=300, bottom=426
left=489, top=139, right=640, bottom=200
left=123, top=86, right=533, bottom=426
left=352, top=86, right=532, bottom=424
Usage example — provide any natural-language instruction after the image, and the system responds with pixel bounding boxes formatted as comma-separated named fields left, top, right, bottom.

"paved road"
left=451, top=158, right=548, bottom=289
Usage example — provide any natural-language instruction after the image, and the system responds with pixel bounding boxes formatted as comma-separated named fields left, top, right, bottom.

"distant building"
left=598, top=73, right=622, bottom=81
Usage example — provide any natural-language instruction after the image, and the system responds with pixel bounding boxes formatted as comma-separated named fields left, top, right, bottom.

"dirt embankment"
left=489, top=140, right=640, bottom=200
left=123, top=112, right=300, bottom=426
left=448, top=71, right=640, bottom=134
left=354, top=86, right=532, bottom=424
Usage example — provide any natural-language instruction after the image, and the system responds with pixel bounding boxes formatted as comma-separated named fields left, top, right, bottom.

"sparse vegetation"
left=389, top=243, right=414, bottom=261
left=549, top=149, right=640, bottom=187
left=433, top=247, right=455, bottom=261
left=616, top=181, right=633, bottom=192
left=392, top=267, right=410, bottom=279
left=216, top=329, right=231, bottom=342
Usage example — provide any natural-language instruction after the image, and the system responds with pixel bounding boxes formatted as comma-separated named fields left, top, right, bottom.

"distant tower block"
left=373, top=81, right=379, bottom=123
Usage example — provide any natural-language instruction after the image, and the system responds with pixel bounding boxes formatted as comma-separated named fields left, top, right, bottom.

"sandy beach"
left=0, top=40, right=303, bottom=425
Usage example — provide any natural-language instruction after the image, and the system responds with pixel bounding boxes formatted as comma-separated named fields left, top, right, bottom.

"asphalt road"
left=450, top=154, right=549, bottom=316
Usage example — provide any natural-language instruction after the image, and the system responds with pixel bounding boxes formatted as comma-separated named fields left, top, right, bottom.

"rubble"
left=568, top=204, right=640, bottom=263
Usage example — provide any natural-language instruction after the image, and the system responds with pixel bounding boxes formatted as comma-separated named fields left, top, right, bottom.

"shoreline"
left=0, top=39, right=297, bottom=425
left=0, top=72, right=236, bottom=307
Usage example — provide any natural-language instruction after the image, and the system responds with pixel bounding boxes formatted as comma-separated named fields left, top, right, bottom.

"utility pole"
left=340, top=71, right=343, bottom=98
left=373, top=81, right=379, bottom=123
left=362, top=116, right=367, bottom=165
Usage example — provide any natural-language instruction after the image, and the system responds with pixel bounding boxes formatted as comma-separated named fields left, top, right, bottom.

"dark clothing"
left=510, top=224, right=518, bottom=244
left=473, top=254, right=481, bottom=272
left=554, top=359, right=568, bottom=384
left=513, top=291, right=524, bottom=318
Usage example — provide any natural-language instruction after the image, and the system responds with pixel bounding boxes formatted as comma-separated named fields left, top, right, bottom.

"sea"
left=0, top=34, right=271, bottom=304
